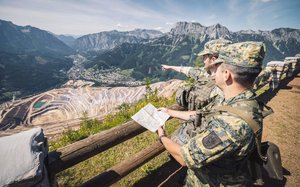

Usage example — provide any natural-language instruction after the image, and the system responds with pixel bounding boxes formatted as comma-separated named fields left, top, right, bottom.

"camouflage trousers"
left=171, top=121, right=202, bottom=145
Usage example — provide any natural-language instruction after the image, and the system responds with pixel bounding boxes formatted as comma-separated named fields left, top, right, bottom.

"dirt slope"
left=261, top=73, right=300, bottom=186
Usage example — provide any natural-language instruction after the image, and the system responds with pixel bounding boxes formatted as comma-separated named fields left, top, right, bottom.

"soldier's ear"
left=223, top=69, right=232, bottom=83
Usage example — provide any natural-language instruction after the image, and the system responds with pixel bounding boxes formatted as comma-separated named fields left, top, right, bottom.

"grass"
left=56, top=118, right=181, bottom=186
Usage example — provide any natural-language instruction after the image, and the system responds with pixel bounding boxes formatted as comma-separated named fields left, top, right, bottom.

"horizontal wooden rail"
left=48, top=105, right=184, bottom=175
left=48, top=121, right=146, bottom=174
left=79, top=142, right=165, bottom=187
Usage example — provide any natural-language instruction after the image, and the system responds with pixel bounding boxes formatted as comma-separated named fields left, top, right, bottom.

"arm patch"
left=202, top=131, right=222, bottom=149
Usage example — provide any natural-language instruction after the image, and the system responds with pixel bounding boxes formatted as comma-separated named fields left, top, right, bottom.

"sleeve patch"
left=202, top=131, right=222, bottom=149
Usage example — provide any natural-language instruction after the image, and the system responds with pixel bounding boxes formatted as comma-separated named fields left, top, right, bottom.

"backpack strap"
left=257, top=100, right=274, bottom=118
left=212, top=105, right=267, bottom=161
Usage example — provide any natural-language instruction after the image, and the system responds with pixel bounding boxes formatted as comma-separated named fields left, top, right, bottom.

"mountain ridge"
left=0, top=19, right=74, bottom=56
left=72, top=29, right=163, bottom=52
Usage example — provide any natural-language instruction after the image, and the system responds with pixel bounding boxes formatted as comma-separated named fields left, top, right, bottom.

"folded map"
left=131, top=103, right=170, bottom=132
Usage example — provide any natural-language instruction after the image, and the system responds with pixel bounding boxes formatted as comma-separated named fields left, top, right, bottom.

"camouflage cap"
left=211, top=54, right=232, bottom=65
left=218, top=41, right=266, bottom=69
left=197, top=39, right=232, bottom=56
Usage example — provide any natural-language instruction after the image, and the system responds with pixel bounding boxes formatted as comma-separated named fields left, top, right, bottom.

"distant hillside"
left=85, top=22, right=300, bottom=80
left=72, top=29, right=163, bottom=52
left=0, top=20, right=74, bottom=56
left=0, top=20, right=74, bottom=102
left=0, top=52, right=72, bottom=102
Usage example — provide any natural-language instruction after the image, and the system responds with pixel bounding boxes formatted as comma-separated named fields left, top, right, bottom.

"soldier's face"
left=203, top=54, right=215, bottom=70
left=203, top=54, right=211, bottom=69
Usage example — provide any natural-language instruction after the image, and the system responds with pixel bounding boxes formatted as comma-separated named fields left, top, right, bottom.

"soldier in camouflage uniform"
left=161, top=39, right=232, bottom=110
left=161, top=40, right=232, bottom=145
left=157, top=42, right=265, bottom=186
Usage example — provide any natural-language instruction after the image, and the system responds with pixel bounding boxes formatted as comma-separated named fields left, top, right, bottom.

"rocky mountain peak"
left=205, top=23, right=231, bottom=39
left=170, top=22, right=205, bottom=35
left=169, top=21, right=231, bottom=40
left=73, top=29, right=163, bottom=52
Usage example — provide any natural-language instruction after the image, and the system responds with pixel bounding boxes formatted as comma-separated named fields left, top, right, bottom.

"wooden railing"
left=47, top=58, right=300, bottom=186
left=47, top=105, right=184, bottom=186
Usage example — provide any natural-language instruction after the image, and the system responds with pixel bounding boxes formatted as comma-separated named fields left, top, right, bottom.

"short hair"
left=221, top=63, right=262, bottom=88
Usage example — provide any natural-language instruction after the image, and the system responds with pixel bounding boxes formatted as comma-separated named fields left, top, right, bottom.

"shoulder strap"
left=214, top=106, right=261, bottom=134
left=212, top=105, right=267, bottom=161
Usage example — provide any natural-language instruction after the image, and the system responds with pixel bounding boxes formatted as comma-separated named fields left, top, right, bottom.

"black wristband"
left=159, top=134, right=166, bottom=144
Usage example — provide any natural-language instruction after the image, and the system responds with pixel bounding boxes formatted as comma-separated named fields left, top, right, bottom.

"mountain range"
left=0, top=19, right=299, bottom=102
left=80, top=22, right=299, bottom=81
left=72, top=29, right=163, bottom=52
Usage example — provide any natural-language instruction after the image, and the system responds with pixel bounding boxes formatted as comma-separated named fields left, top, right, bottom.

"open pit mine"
left=0, top=79, right=182, bottom=139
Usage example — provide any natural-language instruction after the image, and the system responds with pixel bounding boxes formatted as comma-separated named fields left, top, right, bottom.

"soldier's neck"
left=223, top=84, right=248, bottom=100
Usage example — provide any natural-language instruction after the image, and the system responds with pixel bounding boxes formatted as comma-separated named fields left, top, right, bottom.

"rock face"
left=72, top=29, right=163, bottom=52
left=169, top=22, right=231, bottom=41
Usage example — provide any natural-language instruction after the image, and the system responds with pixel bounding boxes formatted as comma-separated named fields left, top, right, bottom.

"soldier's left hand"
left=157, top=125, right=165, bottom=137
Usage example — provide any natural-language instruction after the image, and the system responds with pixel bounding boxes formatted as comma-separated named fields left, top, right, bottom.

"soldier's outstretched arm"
left=158, top=107, right=196, bottom=121
left=161, top=64, right=192, bottom=75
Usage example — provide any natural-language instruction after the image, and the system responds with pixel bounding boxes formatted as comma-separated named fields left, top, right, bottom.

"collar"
left=223, top=90, right=256, bottom=105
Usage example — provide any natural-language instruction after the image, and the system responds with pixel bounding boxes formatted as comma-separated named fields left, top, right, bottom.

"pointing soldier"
left=163, top=39, right=232, bottom=145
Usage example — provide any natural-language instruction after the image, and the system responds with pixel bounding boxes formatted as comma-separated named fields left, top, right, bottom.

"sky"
left=0, top=0, right=299, bottom=36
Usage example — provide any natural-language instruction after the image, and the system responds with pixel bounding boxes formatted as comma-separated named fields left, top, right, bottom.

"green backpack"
left=175, top=66, right=216, bottom=110
left=176, top=75, right=216, bottom=110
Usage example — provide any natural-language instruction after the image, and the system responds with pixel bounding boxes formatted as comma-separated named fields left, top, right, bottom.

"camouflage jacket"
left=187, top=67, right=210, bottom=80
left=171, top=83, right=224, bottom=145
left=176, top=67, right=223, bottom=110
left=180, top=90, right=263, bottom=187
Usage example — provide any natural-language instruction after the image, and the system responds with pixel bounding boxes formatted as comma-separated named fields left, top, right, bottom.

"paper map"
left=131, top=103, right=170, bottom=132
